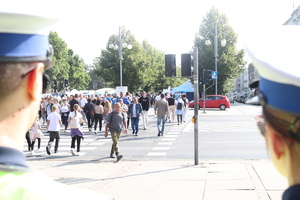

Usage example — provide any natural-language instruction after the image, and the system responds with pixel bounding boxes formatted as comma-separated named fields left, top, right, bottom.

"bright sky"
left=4, top=0, right=300, bottom=65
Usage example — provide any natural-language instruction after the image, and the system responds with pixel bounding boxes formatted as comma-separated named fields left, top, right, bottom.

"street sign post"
left=211, top=71, right=218, bottom=79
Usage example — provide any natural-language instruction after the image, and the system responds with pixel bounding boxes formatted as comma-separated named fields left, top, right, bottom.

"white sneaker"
left=37, top=148, right=40, bottom=151
left=76, top=152, right=79, bottom=156
left=71, top=148, right=75, bottom=156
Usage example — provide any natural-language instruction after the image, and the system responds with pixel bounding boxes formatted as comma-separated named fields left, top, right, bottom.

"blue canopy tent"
left=170, top=80, right=194, bottom=101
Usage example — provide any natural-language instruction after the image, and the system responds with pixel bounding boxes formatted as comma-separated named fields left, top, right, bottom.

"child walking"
left=68, top=104, right=84, bottom=156
left=31, top=115, right=44, bottom=151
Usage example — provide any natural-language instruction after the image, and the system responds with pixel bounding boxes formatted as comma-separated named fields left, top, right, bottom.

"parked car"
left=188, top=95, right=231, bottom=110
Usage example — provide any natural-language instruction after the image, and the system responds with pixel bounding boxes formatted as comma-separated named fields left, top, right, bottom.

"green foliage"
left=87, top=63, right=109, bottom=90
left=93, top=27, right=185, bottom=93
left=49, top=32, right=70, bottom=91
left=48, top=31, right=90, bottom=92
left=194, top=7, right=246, bottom=95
left=67, top=49, right=91, bottom=90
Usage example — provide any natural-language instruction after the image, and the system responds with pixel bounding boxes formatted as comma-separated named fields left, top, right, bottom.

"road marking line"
left=25, top=147, right=96, bottom=151
left=147, top=152, right=166, bottom=156
left=157, top=142, right=173, bottom=145
left=203, top=141, right=265, bottom=144
left=164, top=135, right=178, bottom=138
left=167, top=132, right=180, bottom=134
left=87, top=143, right=105, bottom=146
left=169, top=129, right=181, bottom=131
left=152, top=147, right=170, bottom=150
left=183, top=123, right=193, bottom=132
left=161, top=138, right=176, bottom=141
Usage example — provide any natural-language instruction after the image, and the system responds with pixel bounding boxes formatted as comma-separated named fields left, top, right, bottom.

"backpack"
left=177, top=102, right=183, bottom=110
left=69, top=112, right=80, bottom=129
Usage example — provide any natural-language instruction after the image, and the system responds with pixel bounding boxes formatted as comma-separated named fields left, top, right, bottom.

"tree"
left=67, top=49, right=91, bottom=90
left=87, top=63, right=109, bottom=90
left=49, top=31, right=70, bottom=92
left=93, top=27, right=185, bottom=93
left=194, top=7, right=246, bottom=95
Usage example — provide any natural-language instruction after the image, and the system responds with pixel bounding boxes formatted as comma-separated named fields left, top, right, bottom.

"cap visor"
left=245, top=96, right=260, bottom=105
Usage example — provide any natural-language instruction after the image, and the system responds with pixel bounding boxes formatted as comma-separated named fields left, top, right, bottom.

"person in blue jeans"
left=127, top=97, right=142, bottom=136
left=154, top=94, right=169, bottom=137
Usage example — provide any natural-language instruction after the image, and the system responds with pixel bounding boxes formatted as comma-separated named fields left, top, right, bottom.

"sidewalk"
left=27, top=159, right=287, bottom=200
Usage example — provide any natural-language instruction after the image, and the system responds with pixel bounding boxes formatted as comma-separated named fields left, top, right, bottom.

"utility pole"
left=193, top=47, right=199, bottom=165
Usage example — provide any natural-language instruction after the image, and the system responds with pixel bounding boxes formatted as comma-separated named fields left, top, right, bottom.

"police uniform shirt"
left=0, top=146, right=27, bottom=168
left=282, top=184, right=300, bottom=200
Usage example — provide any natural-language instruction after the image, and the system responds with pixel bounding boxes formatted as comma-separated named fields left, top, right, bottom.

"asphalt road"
left=25, top=102, right=268, bottom=161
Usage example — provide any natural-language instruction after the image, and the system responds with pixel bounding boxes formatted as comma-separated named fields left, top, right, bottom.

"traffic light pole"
left=203, top=83, right=206, bottom=114
left=193, top=47, right=199, bottom=165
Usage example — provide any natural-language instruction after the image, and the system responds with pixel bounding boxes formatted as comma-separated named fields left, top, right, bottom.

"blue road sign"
left=212, top=71, right=218, bottom=79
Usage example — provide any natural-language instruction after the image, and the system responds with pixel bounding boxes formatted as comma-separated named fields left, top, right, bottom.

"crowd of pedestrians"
left=28, top=90, right=189, bottom=161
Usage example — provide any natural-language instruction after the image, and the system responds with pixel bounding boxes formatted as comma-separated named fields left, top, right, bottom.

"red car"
left=188, top=95, right=231, bottom=110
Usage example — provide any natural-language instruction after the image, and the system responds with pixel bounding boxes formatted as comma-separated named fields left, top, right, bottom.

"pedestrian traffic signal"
left=64, top=79, right=69, bottom=87
left=165, top=54, right=176, bottom=77
left=203, top=69, right=212, bottom=84
left=181, top=53, right=192, bottom=77
left=199, top=77, right=203, bottom=85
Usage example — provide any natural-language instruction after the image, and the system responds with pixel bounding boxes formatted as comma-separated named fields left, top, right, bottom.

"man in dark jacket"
left=139, top=91, right=150, bottom=130
left=127, top=97, right=142, bottom=136
left=84, top=98, right=95, bottom=132
left=69, top=94, right=79, bottom=112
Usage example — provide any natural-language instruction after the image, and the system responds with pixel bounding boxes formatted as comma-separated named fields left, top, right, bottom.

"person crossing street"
left=105, top=103, right=128, bottom=161
left=154, top=94, right=169, bottom=137
left=46, top=105, right=62, bottom=155
left=139, top=91, right=150, bottom=130
left=128, top=97, right=142, bottom=136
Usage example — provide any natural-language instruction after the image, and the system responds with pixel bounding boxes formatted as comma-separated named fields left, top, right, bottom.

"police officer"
left=0, top=11, right=112, bottom=199
left=246, top=26, right=300, bottom=200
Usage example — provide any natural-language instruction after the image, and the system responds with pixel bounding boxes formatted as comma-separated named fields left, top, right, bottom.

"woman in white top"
left=68, top=104, right=84, bottom=156
left=60, top=98, right=70, bottom=132
left=175, top=95, right=186, bottom=125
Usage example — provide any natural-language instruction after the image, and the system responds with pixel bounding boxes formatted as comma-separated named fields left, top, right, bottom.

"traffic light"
left=203, top=69, right=212, bottom=84
left=165, top=54, right=176, bottom=77
left=64, top=79, right=69, bottom=87
left=199, top=77, right=203, bottom=85
left=181, top=53, right=192, bottom=77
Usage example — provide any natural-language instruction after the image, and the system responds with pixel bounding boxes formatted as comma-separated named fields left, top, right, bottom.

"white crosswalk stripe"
left=147, top=122, right=187, bottom=157
left=24, top=134, right=111, bottom=157
left=183, top=122, right=257, bottom=132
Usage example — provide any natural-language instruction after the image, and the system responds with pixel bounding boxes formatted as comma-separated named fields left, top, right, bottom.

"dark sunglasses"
left=21, top=65, right=50, bottom=94
left=255, top=113, right=298, bottom=147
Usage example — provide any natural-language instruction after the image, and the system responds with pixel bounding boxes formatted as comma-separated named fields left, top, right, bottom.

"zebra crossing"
left=183, top=121, right=257, bottom=132
left=24, top=126, right=111, bottom=157
left=147, top=123, right=184, bottom=157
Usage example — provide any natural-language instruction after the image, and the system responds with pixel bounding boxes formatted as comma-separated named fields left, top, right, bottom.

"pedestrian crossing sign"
left=212, top=71, right=218, bottom=79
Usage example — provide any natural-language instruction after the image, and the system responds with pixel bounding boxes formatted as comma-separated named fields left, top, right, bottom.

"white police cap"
left=0, top=11, right=57, bottom=69
left=245, top=26, right=300, bottom=115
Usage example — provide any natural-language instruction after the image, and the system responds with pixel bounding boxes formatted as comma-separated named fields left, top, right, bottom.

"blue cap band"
left=0, top=32, right=49, bottom=59
left=260, top=77, right=300, bottom=114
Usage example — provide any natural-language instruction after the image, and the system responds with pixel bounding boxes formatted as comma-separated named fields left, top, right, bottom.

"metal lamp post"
left=109, top=26, right=132, bottom=87
left=205, top=20, right=226, bottom=95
